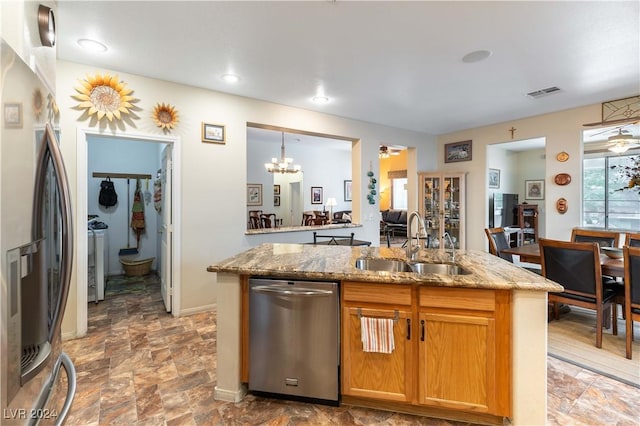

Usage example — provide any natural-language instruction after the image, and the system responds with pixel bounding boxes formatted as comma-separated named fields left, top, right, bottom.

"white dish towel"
left=360, top=316, right=395, bottom=354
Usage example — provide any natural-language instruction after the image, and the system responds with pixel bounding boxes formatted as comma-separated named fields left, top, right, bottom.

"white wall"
left=56, top=60, right=435, bottom=336
left=438, top=103, right=605, bottom=251
left=87, top=137, right=164, bottom=275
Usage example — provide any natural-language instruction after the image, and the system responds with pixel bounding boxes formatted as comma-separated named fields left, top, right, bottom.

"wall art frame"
left=202, top=122, right=225, bottom=144
left=444, top=140, right=472, bottom=163
left=274, top=195, right=280, bottom=207
left=344, top=180, right=352, bottom=202
left=4, top=102, right=23, bottom=128
left=273, top=184, right=281, bottom=195
left=488, top=168, right=500, bottom=189
left=525, top=179, right=544, bottom=200
left=311, top=186, right=323, bottom=204
left=247, top=183, right=262, bottom=206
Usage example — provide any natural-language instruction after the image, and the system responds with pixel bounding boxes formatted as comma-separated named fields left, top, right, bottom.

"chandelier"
left=265, top=132, right=301, bottom=173
left=607, top=129, right=640, bottom=154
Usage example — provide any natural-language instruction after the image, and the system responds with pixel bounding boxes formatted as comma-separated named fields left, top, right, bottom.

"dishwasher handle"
left=251, top=285, right=333, bottom=296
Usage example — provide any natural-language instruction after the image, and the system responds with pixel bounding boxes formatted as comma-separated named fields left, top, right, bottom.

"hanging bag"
left=98, top=177, right=118, bottom=207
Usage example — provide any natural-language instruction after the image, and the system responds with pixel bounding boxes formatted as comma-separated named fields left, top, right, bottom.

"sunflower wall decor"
left=72, top=73, right=136, bottom=122
left=152, top=102, right=179, bottom=130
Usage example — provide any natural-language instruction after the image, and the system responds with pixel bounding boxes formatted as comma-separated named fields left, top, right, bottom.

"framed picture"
left=488, top=168, right=500, bottom=189
left=444, top=140, right=472, bottom=163
left=4, top=102, right=23, bottom=128
left=525, top=180, right=544, bottom=200
left=202, top=122, right=225, bottom=144
left=247, top=183, right=262, bottom=206
left=274, top=195, right=280, bottom=207
left=273, top=184, right=280, bottom=195
left=344, top=180, right=352, bottom=202
left=311, top=186, right=323, bottom=204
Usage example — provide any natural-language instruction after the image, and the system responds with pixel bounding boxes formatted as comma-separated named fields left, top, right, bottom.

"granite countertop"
left=207, top=243, right=563, bottom=292
left=245, top=223, right=362, bottom=235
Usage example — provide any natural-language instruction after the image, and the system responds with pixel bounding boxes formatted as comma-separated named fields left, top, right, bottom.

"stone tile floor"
left=61, top=274, right=640, bottom=425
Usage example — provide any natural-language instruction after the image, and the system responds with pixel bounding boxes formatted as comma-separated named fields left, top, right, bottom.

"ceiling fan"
left=379, top=145, right=402, bottom=158
left=590, top=125, right=640, bottom=153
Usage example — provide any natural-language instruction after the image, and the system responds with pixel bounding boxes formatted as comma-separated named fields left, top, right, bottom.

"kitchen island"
left=207, top=243, right=562, bottom=425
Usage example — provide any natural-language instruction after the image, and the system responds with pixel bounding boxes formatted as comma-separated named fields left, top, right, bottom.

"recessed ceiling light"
left=77, top=38, right=107, bottom=52
left=221, top=74, right=240, bottom=83
left=462, top=50, right=492, bottom=63
left=312, top=96, right=330, bottom=104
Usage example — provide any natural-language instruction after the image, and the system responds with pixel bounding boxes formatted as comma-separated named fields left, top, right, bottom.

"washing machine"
left=88, top=227, right=108, bottom=302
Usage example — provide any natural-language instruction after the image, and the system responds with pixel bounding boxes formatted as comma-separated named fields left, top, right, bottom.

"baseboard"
left=215, top=384, right=247, bottom=403
left=61, top=330, right=78, bottom=341
left=179, top=303, right=217, bottom=316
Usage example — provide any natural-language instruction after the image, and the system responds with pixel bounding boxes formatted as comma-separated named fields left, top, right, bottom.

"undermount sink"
left=354, top=258, right=471, bottom=275
left=409, top=262, right=471, bottom=275
left=354, top=258, right=412, bottom=272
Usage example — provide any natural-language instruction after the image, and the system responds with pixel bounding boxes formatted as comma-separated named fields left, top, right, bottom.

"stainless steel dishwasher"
left=249, top=277, right=339, bottom=405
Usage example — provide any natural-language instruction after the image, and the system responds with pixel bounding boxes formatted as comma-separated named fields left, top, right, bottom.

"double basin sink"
left=355, top=258, right=470, bottom=276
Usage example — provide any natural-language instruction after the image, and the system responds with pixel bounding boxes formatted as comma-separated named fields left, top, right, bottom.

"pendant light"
left=264, top=132, right=301, bottom=173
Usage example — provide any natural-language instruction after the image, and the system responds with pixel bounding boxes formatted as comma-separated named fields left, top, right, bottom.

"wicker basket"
left=120, top=257, right=154, bottom=277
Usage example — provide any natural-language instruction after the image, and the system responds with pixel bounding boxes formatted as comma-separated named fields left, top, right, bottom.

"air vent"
left=527, top=86, right=561, bottom=99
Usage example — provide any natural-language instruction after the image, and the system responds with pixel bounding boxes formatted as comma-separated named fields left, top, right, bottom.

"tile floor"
left=61, top=275, right=640, bottom=425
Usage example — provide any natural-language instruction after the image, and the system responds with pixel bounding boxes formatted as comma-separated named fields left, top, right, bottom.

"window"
left=583, top=153, right=640, bottom=229
left=391, top=178, right=408, bottom=210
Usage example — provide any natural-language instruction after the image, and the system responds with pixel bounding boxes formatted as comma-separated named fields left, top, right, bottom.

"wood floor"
left=60, top=275, right=640, bottom=425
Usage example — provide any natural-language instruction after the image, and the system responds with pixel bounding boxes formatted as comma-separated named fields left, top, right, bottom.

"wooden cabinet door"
left=418, top=310, right=496, bottom=413
left=341, top=306, right=413, bottom=402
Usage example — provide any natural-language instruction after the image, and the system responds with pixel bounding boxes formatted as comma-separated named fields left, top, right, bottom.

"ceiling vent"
left=526, top=86, right=561, bottom=99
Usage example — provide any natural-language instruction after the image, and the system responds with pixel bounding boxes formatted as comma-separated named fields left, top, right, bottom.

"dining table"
left=501, top=243, right=624, bottom=278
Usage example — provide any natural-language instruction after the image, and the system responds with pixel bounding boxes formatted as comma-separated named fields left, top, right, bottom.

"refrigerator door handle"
left=54, top=352, right=77, bottom=426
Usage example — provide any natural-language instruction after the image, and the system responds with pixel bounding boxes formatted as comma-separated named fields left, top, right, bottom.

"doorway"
left=76, top=129, right=182, bottom=336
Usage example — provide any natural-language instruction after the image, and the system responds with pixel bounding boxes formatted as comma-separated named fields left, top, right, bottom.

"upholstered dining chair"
left=484, top=228, right=515, bottom=262
left=485, top=228, right=541, bottom=274
left=624, top=246, right=640, bottom=359
left=625, top=232, right=640, bottom=248
left=540, top=238, right=618, bottom=348
left=571, top=228, right=620, bottom=248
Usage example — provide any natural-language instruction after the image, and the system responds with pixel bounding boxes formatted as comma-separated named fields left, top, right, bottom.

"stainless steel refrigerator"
left=1, top=39, right=76, bottom=425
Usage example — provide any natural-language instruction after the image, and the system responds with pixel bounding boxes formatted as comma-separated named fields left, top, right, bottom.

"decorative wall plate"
left=554, top=173, right=571, bottom=185
left=556, top=151, right=569, bottom=162
left=556, top=198, right=568, bottom=214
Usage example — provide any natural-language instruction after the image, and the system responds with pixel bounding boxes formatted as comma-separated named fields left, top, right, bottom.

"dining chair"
left=570, top=228, right=620, bottom=248
left=624, top=246, right=640, bottom=359
left=484, top=228, right=541, bottom=274
left=484, top=228, right=515, bottom=262
left=571, top=228, right=621, bottom=286
left=540, top=238, right=618, bottom=348
left=625, top=232, right=640, bottom=248
left=260, top=213, right=276, bottom=228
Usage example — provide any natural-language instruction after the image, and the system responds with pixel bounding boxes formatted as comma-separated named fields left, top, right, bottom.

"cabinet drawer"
left=343, top=281, right=412, bottom=306
left=420, top=287, right=496, bottom=312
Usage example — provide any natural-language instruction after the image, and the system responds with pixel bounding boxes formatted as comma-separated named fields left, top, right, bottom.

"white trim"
left=76, top=128, right=182, bottom=337
left=179, top=305, right=217, bottom=316
left=214, top=385, right=247, bottom=403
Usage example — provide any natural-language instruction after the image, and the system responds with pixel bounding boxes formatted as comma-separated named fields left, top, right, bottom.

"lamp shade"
left=326, top=197, right=337, bottom=207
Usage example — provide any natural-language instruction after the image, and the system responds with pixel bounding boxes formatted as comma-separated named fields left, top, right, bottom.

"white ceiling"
left=56, top=1, right=640, bottom=136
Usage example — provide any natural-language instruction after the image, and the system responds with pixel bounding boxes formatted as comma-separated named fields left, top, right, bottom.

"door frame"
left=75, top=127, right=182, bottom=336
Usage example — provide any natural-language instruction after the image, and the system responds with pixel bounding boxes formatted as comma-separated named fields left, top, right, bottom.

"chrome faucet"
left=442, top=232, right=456, bottom=263
left=407, top=211, right=426, bottom=261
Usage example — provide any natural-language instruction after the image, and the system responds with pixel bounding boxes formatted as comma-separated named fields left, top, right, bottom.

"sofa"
left=381, top=209, right=407, bottom=228
left=332, top=210, right=352, bottom=223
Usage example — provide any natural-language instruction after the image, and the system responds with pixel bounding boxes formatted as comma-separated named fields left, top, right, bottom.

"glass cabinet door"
left=419, top=172, right=465, bottom=250
left=421, top=175, right=441, bottom=247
